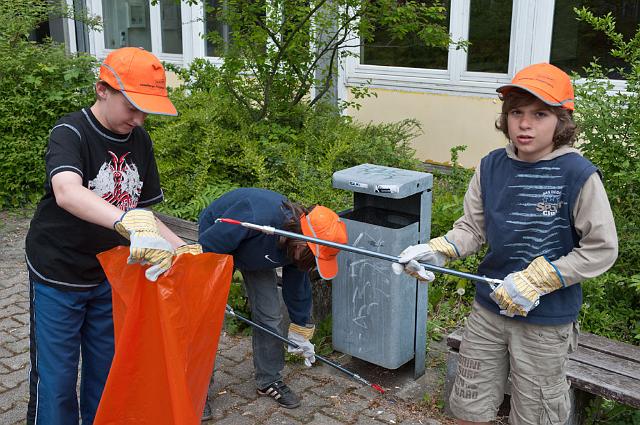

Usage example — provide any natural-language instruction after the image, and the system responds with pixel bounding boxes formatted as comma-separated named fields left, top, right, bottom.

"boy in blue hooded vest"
left=198, top=188, right=347, bottom=410
left=393, top=63, right=618, bottom=424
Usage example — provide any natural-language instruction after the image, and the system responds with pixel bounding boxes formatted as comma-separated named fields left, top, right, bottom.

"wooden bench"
left=156, top=212, right=199, bottom=244
left=444, top=327, right=640, bottom=424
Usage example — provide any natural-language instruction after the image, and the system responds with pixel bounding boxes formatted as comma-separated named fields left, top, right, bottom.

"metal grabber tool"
left=214, top=218, right=503, bottom=289
left=224, top=305, right=385, bottom=394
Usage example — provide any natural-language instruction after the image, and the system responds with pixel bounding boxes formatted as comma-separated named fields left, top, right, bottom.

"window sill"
left=346, top=64, right=512, bottom=97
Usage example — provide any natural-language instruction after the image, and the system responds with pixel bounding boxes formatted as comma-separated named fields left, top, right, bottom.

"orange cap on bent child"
left=300, top=206, right=348, bottom=280
left=496, top=63, right=574, bottom=111
left=99, top=47, right=177, bottom=116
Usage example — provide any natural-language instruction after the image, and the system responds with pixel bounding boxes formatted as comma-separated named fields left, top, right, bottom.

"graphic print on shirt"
left=505, top=167, right=570, bottom=264
left=88, top=151, right=143, bottom=211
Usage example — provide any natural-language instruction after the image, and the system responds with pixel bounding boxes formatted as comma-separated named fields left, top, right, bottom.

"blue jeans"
left=241, top=269, right=285, bottom=389
left=27, top=279, right=115, bottom=425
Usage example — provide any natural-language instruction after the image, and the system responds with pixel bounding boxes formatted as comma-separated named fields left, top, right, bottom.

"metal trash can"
left=331, top=163, right=432, bottom=377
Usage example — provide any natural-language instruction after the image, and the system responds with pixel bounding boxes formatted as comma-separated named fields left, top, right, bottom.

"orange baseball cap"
left=497, top=63, right=574, bottom=111
left=99, top=47, right=177, bottom=116
left=300, top=206, right=348, bottom=280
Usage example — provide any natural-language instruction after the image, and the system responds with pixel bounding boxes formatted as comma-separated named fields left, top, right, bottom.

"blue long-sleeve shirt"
left=198, top=188, right=312, bottom=325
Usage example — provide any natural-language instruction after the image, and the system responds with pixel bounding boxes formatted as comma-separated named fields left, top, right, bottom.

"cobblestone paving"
left=0, top=211, right=32, bottom=425
left=0, top=210, right=452, bottom=425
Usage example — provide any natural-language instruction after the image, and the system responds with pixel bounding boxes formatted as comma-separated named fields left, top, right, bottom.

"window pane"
left=551, top=1, right=640, bottom=79
left=102, top=0, right=151, bottom=51
left=160, top=0, right=182, bottom=54
left=205, top=0, right=225, bottom=57
left=361, top=0, right=450, bottom=69
left=467, top=0, right=512, bottom=73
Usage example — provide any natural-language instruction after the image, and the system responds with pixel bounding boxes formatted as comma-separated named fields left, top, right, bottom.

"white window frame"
left=193, top=0, right=226, bottom=66
left=80, top=0, right=628, bottom=94
left=64, top=0, right=78, bottom=54
left=340, top=0, right=556, bottom=98
left=84, top=0, right=203, bottom=66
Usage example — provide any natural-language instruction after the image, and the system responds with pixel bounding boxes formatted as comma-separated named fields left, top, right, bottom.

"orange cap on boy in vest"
left=497, top=63, right=574, bottom=111
left=300, top=206, right=348, bottom=280
left=99, top=47, right=177, bottom=116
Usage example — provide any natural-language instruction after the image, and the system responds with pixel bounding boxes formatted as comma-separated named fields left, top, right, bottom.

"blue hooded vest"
left=475, top=149, right=597, bottom=325
left=198, top=188, right=312, bottom=325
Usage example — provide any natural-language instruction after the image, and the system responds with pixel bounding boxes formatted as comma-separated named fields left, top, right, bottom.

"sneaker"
left=257, top=381, right=301, bottom=409
left=201, top=399, right=212, bottom=422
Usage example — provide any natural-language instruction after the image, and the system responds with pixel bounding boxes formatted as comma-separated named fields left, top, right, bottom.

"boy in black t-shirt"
left=25, top=47, right=196, bottom=425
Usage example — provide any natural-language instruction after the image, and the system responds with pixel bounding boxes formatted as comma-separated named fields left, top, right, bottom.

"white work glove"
left=391, top=244, right=443, bottom=282
left=391, top=259, right=435, bottom=282
left=287, top=323, right=316, bottom=367
left=391, top=237, right=458, bottom=282
left=174, top=243, right=203, bottom=257
left=490, top=256, right=564, bottom=317
left=114, top=209, right=174, bottom=282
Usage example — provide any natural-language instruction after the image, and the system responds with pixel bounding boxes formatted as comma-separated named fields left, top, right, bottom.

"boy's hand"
left=392, top=259, right=435, bottom=281
left=287, top=324, right=316, bottom=367
left=391, top=238, right=454, bottom=281
left=490, top=256, right=564, bottom=317
left=114, top=209, right=174, bottom=281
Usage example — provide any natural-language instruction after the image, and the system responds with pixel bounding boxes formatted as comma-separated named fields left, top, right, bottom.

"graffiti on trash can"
left=348, top=232, right=391, bottom=354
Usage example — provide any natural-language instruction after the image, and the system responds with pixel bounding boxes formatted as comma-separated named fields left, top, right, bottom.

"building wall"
left=347, top=88, right=506, bottom=168
left=166, top=71, right=182, bottom=88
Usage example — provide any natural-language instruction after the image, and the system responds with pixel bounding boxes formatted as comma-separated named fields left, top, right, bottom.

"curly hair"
left=278, top=201, right=317, bottom=272
left=495, top=88, right=577, bottom=149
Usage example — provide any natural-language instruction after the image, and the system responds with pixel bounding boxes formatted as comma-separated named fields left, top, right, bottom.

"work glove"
left=287, top=323, right=316, bottom=367
left=490, top=256, right=564, bottom=317
left=391, top=237, right=457, bottom=282
left=175, top=243, right=203, bottom=256
left=114, top=209, right=174, bottom=281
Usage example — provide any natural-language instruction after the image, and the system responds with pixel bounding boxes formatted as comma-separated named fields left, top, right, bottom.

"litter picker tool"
left=224, top=305, right=385, bottom=394
left=215, top=218, right=502, bottom=289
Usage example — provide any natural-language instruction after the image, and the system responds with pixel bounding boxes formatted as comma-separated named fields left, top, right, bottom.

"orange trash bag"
left=94, top=246, right=233, bottom=425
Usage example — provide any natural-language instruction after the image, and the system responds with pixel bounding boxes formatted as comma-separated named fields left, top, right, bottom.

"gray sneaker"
left=257, top=381, right=301, bottom=409
left=201, top=399, right=212, bottom=421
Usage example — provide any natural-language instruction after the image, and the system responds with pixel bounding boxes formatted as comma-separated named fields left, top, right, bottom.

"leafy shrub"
left=584, top=396, right=640, bottom=425
left=223, top=271, right=253, bottom=335
left=571, top=7, right=640, bottom=344
left=426, top=146, right=482, bottom=340
left=0, top=1, right=98, bottom=208
left=149, top=69, right=422, bottom=220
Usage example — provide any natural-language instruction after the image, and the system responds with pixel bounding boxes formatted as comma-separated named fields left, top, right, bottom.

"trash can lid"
left=332, top=163, right=432, bottom=199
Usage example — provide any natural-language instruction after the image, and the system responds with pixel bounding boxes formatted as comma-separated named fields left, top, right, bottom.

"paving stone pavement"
left=0, top=210, right=453, bottom=425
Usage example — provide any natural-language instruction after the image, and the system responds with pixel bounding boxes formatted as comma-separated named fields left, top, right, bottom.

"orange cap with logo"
left=99, top=47, right=177, bottom=116
left=300, top=206, right=348, bottom=280
left=496, top=63, right=574, bottom=111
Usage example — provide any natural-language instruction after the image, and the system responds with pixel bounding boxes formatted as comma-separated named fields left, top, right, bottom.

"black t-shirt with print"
left=25, top=108, right=164, bottom=290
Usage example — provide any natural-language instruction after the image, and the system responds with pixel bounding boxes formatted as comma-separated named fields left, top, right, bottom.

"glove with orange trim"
left=287, top=323, right=316, bottom=367
left=175, top=244, right=203, bottom=256
left=490, top=256, right=564, bottom=317
left=114, top=209, right=174, bottom=281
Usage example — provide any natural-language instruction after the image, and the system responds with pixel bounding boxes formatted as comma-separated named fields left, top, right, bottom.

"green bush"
left=571, top=7, right=640, bottom=344
left=149, top=71, right=422, bottom=220
left=0, top=1, right=98, bottom=208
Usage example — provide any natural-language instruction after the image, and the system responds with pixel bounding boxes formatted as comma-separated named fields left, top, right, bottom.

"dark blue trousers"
left=27, top=279, right=115, bottom=425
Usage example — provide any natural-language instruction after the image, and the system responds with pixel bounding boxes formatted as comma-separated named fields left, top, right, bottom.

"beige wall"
left=347, top=88, right=508, bottom=169
left=166, top=70, right=182, bottom=88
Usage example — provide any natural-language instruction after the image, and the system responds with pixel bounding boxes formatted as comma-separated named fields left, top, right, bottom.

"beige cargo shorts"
left=449, top=301, right=578, bottom=425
